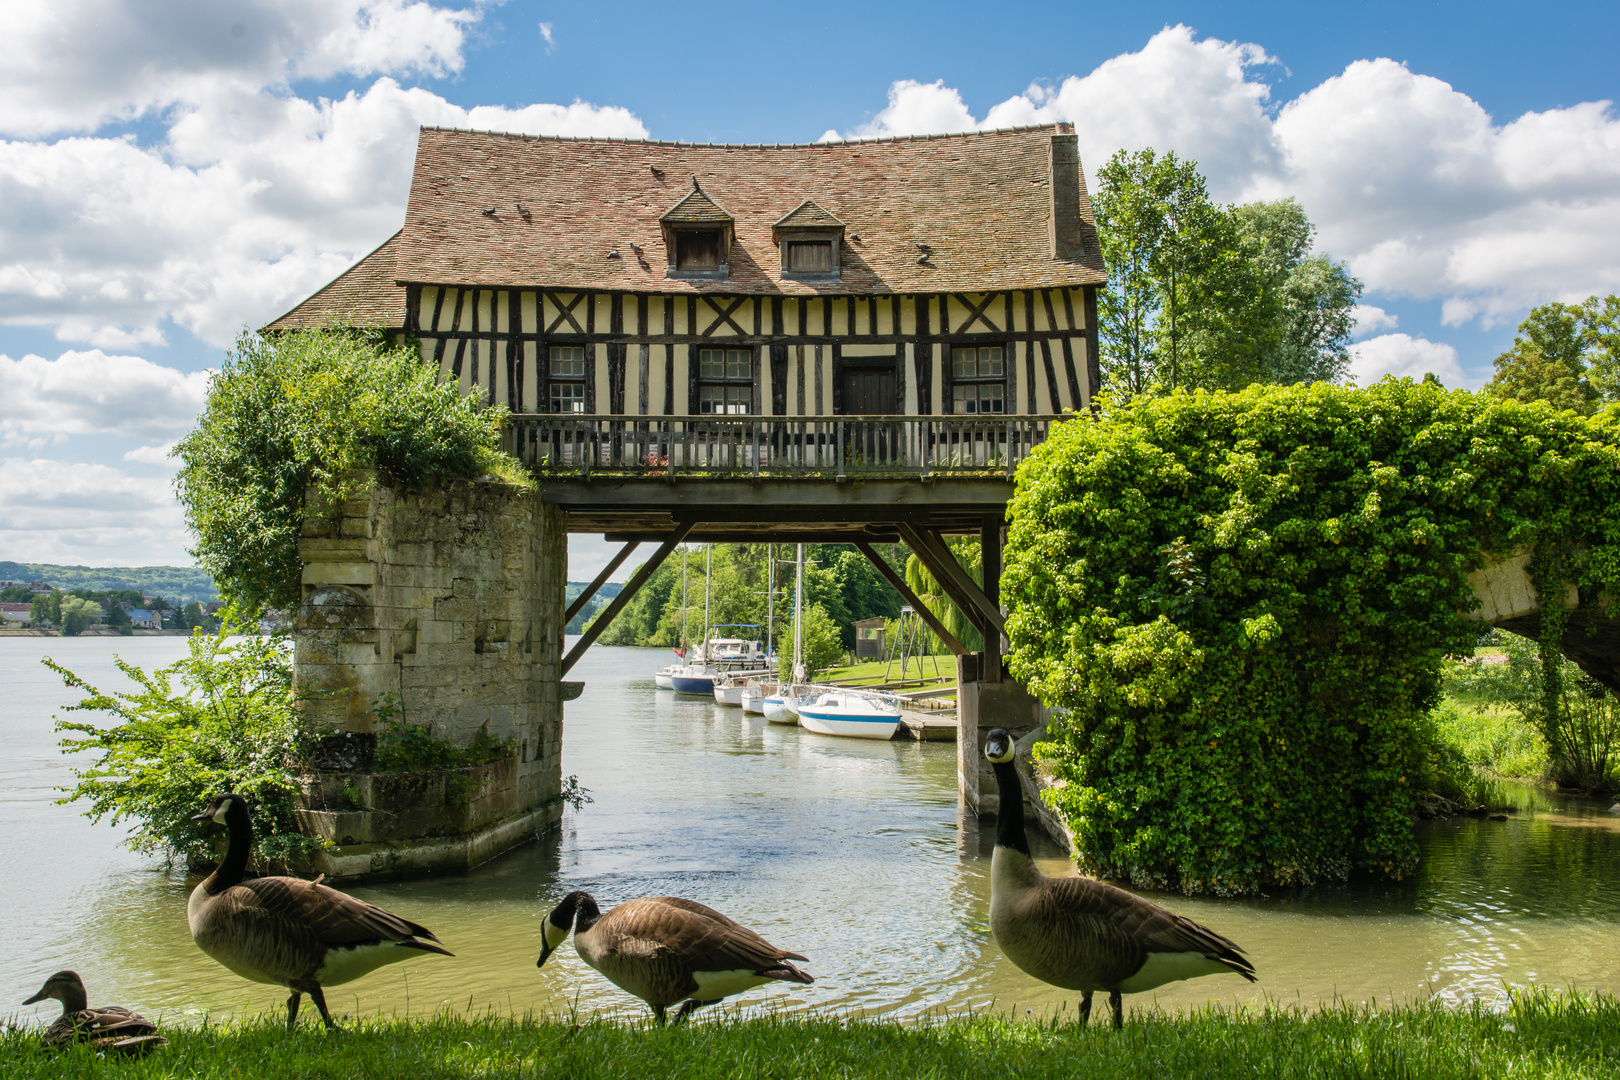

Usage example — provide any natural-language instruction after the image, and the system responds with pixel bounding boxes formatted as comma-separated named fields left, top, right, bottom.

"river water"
left=5, top=637, right=1619, bottom=1028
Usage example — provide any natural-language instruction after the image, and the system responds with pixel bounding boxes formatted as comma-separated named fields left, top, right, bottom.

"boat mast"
left=793, top=542, right=804, bottom=683
left=680, top=545, right=688, bottom=656
left=766, top=545, right=774, bottom=660
left=703, top=544, right=712, bottom=663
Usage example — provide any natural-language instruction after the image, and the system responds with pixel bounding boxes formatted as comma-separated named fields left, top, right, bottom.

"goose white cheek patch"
left=544, top=919, right=570, bottom=949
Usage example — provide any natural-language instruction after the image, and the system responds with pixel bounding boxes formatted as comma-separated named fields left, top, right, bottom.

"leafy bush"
left=49, top=619, right=322, bottom=869
left=58, top=595, right=100, bottom=635
left=1005, top=379, right=1620, bottom=894
left=779, top=603, right=846, bottom=679
left=1431, top=696, right=1549, bottom=779
left=175, top=328, right=522, bottom=615
left=1444, top=634, right=1619, bottom=791
left=370, top=695, right=514, bottom=773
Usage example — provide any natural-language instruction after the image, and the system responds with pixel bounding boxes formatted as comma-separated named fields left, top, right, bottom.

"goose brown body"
left=23, top=971, right=166, bottom=1054
left=538, top=892, right=813, bottom=1023
left=982, top=728, right=1256, bottom=1026
left=187, top=794, right=452, bottom=1029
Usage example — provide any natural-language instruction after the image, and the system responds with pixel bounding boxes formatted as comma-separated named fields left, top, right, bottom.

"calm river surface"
left=5, top=636, right=1620, bottom=1028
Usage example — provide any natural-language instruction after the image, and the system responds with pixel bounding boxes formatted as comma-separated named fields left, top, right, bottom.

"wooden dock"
left=899, top=710, right=958, bottom=741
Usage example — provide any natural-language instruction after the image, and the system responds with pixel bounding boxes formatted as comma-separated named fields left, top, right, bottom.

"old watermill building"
left=271, top=123, right=1105, bottom=881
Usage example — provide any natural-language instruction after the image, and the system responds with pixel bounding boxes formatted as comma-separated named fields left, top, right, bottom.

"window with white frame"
left=697, top=347, right=752, bottom=414
left=548, top=345, right=587, bottom=412
left=951, top=345, right=1006, bottom=415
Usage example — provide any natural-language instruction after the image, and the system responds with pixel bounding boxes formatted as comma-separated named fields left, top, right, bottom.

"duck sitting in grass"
left=22, top=971, right=167, bottom=1054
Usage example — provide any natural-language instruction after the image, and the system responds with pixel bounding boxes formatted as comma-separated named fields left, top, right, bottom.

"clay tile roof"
left=393, top=123, right=1106, bottom=296
left=660, top=185, right=734, bottom=224
left=772, top=199, right=844, bottom=231
left=262, top=231, right=407, bottom=331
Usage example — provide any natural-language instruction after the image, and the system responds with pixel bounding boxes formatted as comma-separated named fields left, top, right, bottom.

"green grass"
left=819, top=658, right=953, bottom=686
left=6, top=992, right=1619, bottom=1079
left=1434, top=696, right=1550, bottom=780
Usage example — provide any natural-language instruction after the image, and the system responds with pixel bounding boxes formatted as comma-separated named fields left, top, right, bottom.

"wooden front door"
left=840, top=366, right=897, bottom=414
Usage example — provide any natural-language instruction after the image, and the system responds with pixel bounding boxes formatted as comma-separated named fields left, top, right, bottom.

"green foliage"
left=29, top=589, right=60, bottom=626
left=1093, top=150, right=1359, bottom=396
left=1431, top=696, right=1549, bottom=780
left=1005, top=379, right=1620, bottom=894
left=1443, top=634, right=1619, bottom=792
left=1486, top=295, right=1620, bottom=414
left=779, top=603, right=845, bottom=678
left=48, top=618, right=322, bottom=869
left=904, top=538, right=985, bottom=654
left=371, top=695, right=515, bottom=774
left=0, top=561, right=217, bottom=604
left=5, top=991, right=1620, bottom=1080
left=57, top=595, right=100, bottom=635
left=175, top=329, right=517, bottom=615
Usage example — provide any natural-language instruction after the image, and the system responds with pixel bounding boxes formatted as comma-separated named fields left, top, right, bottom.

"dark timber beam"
left=561, top=521, right=696, bottom=677
left=566, top=540, right=640, bottom=622
left=852, top=540, right=968, bottom=657
left=896, top=523, right=1007, bottom=638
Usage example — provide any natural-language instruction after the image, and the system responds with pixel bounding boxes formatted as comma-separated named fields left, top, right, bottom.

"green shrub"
left=175, top=328, right=522, bottom=615
left=778, top=603, right=845, bottom=679
left=48, top=618, right=322, bottom=869
left=1431, top=696, right=1549, bottom=779
left=1005, top=379, right=1620, bottom=894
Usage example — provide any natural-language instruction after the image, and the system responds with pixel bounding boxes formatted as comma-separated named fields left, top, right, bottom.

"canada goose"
left=188, top=793, right=453, bottom=1031
left=536, top=891, right=813, bottom=1023
left=982, top=728, right=1256, bottom=1027
left=22, top=970, right=167, bottom=1054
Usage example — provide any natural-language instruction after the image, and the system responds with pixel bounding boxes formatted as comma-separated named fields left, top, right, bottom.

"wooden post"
left=852, top=541, right=967, bottom=656
left=561, top=522, right=696, bottom=676
left=896, top=524, right=1006, bottom=637
left=566, top=540, right=640, bottom=622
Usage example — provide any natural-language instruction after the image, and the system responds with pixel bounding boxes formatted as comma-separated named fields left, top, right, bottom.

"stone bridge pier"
left=292, top=478, right=568, bottom=883
left=1467, top=552, right=1620, bottom=694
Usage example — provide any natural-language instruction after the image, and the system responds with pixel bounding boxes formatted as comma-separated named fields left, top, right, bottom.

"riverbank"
left=4, top=992, right=1616, bottom=1079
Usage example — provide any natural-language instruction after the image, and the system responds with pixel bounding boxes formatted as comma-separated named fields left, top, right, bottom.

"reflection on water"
left=4, top=637, right=1619, bottom=1027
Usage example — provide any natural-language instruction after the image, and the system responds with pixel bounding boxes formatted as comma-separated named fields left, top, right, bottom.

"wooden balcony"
left=505, top=414, right=1064, bottom=479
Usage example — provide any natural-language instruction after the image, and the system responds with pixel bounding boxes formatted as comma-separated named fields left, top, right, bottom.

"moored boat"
left=713, top=674, right=749, bottom=706
left=740, top=682, right=774, bottom=715
left=796, top=691, right=903, bottom=740
left=671, top=664, right=720, bottom=696
left=654, top=664, right=679, bottom=690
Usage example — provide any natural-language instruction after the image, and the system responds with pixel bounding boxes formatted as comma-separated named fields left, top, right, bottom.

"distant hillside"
left=0, top=562, right=218, bottom=604
left=564, top=581, right=623, bottom=604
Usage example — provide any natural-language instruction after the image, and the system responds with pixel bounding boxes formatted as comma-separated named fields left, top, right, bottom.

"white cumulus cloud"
left=0, top=351, right=210, bottom=446
left=1349, top=333, right=1466, bottom=387
left=1351, top=306, right=1400, bottom=340
left=831, top=25, right=1620, bottom=332
left=0, top=457, right=191, bottom=565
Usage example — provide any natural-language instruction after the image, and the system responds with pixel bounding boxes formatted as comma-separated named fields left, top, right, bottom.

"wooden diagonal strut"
left=561, top=523, right=697, bottom=677
left=852, top=541, right=967, bottom=657
left=566, top=540, right=641, bottom=623
left=895, top=524, right=1006, bottom=638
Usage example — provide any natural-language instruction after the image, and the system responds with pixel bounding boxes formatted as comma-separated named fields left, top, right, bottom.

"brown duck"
left=22, top=970, right=166, bottom=1054
left=187, top=793, right=453, bottom=1030
left=536, top=891, right=813, bottom=1023
left=983, top=727, right=1256, bottom=1027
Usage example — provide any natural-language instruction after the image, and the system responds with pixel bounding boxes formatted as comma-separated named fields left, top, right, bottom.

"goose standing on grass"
left=22, top=971, right=167, bottom=1054
left=187, top=793, right=453, bottom=1031
left=536, top=891, right=813, bottom=1023
left=982, top=728, right=1256, bottom=1028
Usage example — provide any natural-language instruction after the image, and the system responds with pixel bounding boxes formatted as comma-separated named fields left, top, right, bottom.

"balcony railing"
left=505, top=414, right=1063, bottom=478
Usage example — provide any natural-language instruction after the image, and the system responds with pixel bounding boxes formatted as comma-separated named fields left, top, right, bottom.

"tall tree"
left=1484, top=297, right=1620, bottom=414
left=1093, top=154, right=1359, bottom=394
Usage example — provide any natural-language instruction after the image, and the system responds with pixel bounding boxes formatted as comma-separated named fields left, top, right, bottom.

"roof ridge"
left=414, top=122, right=1071, bottom=149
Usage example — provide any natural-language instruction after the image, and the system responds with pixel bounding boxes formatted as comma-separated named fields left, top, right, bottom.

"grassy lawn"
left=5, top=992, right=1617, bottom=1079
left=819, top=658, right=954, bottom=686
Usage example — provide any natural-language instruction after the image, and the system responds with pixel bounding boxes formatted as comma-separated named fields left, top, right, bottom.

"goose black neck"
left=572, top=891, right=602, bottom=934
left=208, top=804, right=253, bottom=892
left=991, top=759, right=1031, bottom=856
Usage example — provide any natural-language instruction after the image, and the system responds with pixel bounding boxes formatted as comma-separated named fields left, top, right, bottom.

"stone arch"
left=1466, top=553, right=1620, bottom=694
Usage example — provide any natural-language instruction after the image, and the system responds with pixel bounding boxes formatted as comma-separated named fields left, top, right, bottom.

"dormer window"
left=676, top=229, right=724, bottom=271
left=772, top=200, right=844, bottom=280
left=660, top=182, right=733, bottom=280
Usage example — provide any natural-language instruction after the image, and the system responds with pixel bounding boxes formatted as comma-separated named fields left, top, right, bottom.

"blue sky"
left=2, top=0, right=1617, bottom=575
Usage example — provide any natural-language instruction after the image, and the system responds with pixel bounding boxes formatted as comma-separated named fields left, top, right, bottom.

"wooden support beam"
left=561, top=522, right=696, bottom=676
left=566, top=540, right=640, bottom=622
left=979, top=515, right=1004, bottom=681
left=897, top=523, right=1006, bottom=638
left=853, top=541, right=968, bottom=657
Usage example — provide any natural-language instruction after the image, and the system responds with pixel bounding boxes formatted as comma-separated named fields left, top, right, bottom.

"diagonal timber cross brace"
left=566, top=540, right=640, bottom=622
left=561, top=522, right=697, bottom=676
left=896, top=524, right=1006, bottom=638
left=852, top=541, right=968, bottom=657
